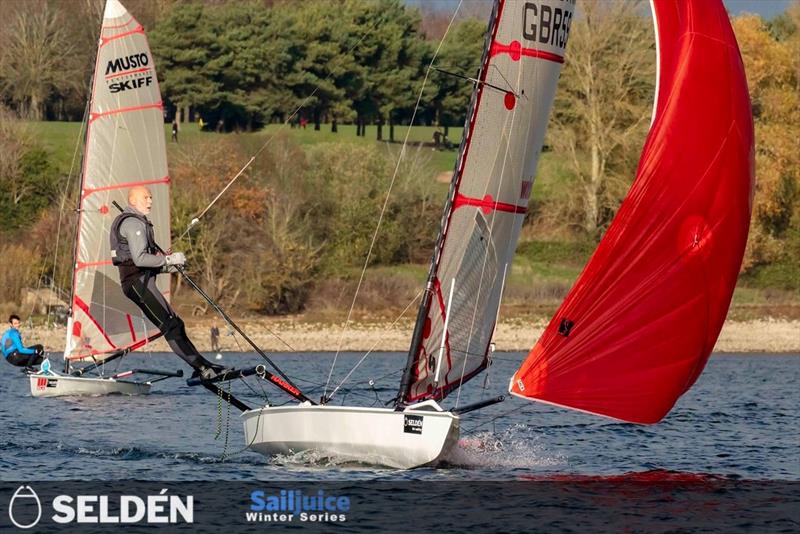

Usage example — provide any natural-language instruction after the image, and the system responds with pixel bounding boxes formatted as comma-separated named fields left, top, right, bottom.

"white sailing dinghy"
left=30, top=0, right=181, bottom=397
left=196, top=0, right=751, bottom=469
left=240, top=0, right=575, bottom=468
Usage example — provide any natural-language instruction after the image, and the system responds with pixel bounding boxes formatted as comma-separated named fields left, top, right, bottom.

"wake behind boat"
left=29, top=0, right=181, bottom=397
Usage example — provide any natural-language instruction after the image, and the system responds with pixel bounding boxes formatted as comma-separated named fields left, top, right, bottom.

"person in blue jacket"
left=1, top=315, right=44, bottom=369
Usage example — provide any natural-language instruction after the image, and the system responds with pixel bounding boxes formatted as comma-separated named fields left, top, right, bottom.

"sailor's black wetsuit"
left=110, top=207, right=216, bottom=373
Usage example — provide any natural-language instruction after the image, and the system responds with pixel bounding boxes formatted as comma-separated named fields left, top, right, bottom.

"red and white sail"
left=510, top=0, right=754, bottom=423
left=65, top=0, right=170, bottom=361
left=400, top=0, right=574, bottom=403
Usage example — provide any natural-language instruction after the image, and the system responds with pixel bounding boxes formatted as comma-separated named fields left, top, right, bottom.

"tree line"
left=0, top=0, right=486, bottom=139
left=0, top=0, right=797, bottom=316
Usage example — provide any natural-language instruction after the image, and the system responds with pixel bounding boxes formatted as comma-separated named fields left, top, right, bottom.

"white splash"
left=446, top=424, right=567, bottom=469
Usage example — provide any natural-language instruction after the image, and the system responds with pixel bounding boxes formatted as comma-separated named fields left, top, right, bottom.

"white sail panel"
left=402, top=0, right=573, bottom=402
left=66, top=0, right=170, bottom=361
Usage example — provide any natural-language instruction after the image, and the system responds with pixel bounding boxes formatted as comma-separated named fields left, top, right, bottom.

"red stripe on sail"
left=490, top=40, right=564, bottom=64
left=432, top=278, right=453, bottom=383
left=89, top=102, right=163, bottom=124
left=66, top=335, right=160, bottom=361
left=102, top=17, right=135, bottom=31
left=405, top=0, right=507, bottom=404
left=82, top=176, right=170, bottom=200
left=100, top=26, right=145, bottom=47
left=73, top=296, right=117, bottom=349
left=453, top=193, right=527, bottom=215
left=105, top=67, right=152, bottom=80
left=126, top=314, right=137, bottom=342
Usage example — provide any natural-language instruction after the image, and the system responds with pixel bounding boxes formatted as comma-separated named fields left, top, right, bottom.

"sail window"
left=558, top=318, right=574, bottom=337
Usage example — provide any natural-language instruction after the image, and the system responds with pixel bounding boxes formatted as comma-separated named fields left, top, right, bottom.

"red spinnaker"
left=509, top=0, right=754, bottom=423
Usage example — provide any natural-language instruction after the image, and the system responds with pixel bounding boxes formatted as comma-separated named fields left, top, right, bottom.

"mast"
left=66, top=0, right=172, bottom=363
left=63, top=16, right=102, bottom=373
left=397, top=0, right=573, bottom=406
left=397, top=0, right=502, bottom=407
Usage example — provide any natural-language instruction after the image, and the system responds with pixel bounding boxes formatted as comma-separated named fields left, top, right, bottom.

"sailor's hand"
left=165, top=252, right=186, bottom=267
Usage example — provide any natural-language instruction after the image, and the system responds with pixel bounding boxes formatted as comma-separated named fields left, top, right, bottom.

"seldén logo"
left=248, top=489, right=349, bottom=523
left=8, top=486, right=42, bottom=529
left=6, top=486, right=193, bottom=528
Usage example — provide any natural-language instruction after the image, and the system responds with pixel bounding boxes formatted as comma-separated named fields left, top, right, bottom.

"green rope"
left=214, top=384, right=223, bottom=439
left=220, top=378, right=232, bottom=461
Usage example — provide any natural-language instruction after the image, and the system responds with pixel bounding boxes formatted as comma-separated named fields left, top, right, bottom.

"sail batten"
left=399, top=0, right=574, bottom=404
left=510, top=0, right=755, bottom=424
left=65, top=0, right=170, bottom=362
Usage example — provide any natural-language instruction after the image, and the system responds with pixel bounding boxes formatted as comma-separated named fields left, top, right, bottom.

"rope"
left=26, top=100, right=87, bottom=330
left=214, top=384, right=223, bottom=439
left=454, top=1, right=533, bottom=409
left=221, top=378, right=232, bottom=460
left=461, top=401, right=537, bottom=437
left=178, top=14, right=389, bottom=241
left=326, top=288, right=422, bottom=401
left=324, top=0, right=466, bottom=398
left=254, top=323, right=296, bottom=352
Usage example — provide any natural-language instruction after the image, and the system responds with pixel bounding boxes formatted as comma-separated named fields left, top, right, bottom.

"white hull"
left=242, top=401, right=460, bottom=469
left=29, top=373, right=150, bottom=397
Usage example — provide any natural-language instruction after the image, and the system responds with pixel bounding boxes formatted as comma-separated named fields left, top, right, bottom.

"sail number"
left=522, top=1, right=573, bottom=50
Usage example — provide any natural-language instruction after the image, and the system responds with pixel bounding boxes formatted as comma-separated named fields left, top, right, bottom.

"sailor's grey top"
left=118, top=208, right=166, bottom=269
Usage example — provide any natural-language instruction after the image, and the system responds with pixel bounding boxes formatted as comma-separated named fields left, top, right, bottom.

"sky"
left=406, top=0, right=793, bottom=20
left=723, top=0, right=791, bottom=18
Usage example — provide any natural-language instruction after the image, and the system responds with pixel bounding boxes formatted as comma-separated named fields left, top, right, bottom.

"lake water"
left=1, top=352, right=797, bottom=482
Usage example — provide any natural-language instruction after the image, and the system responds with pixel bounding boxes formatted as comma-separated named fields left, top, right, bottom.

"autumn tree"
left=733, top=5, right=800, bottom=286
left=432, top=17, right=486, bottom=137
left=0, top=107, right=59, bottom=229
left=549, top=0, right=655, bottom=236
left=0, top=1, right=80, bottom=120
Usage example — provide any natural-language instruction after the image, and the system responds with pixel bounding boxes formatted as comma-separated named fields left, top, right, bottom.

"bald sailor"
left=110, top=186, right=224, bottom=379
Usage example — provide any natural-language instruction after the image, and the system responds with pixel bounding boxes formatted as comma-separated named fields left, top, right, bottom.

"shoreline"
left=21, top=318, right=800, bottom=354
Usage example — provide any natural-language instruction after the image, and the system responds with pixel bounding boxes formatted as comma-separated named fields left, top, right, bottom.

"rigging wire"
left=324, top=0, right=466, bottom=399
left=460, top=400, right=537, bottom=437
left=454, top=6, right=537, bottom=409
left=177, top=13, right=389, bottom=242
left=326, top=288, right=422, bottom=401
left=431, top=66, right=519, bottom=97
left=27, top=100, right=89, bottom=329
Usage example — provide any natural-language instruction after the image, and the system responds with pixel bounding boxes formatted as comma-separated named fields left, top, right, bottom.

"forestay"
left=399, top=0, right=574, bottom=403
left=510, top=0, right=754, bottom=423
left=65, top=0, right=170, bottom=362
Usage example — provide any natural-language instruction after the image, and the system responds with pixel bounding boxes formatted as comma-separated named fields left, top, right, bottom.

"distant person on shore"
left=1, top=315, right=44, bottom=370
left=110, top=186, right=225, bottom=380
left=300, top=117, right=308, bottom=129
left=210, top=321, right=220, bottom=352
left=198, top=117, right=205, bottom=131
left=433, top=130, right=442, bottom=149
left=171, top=120, right=178, bottom=142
